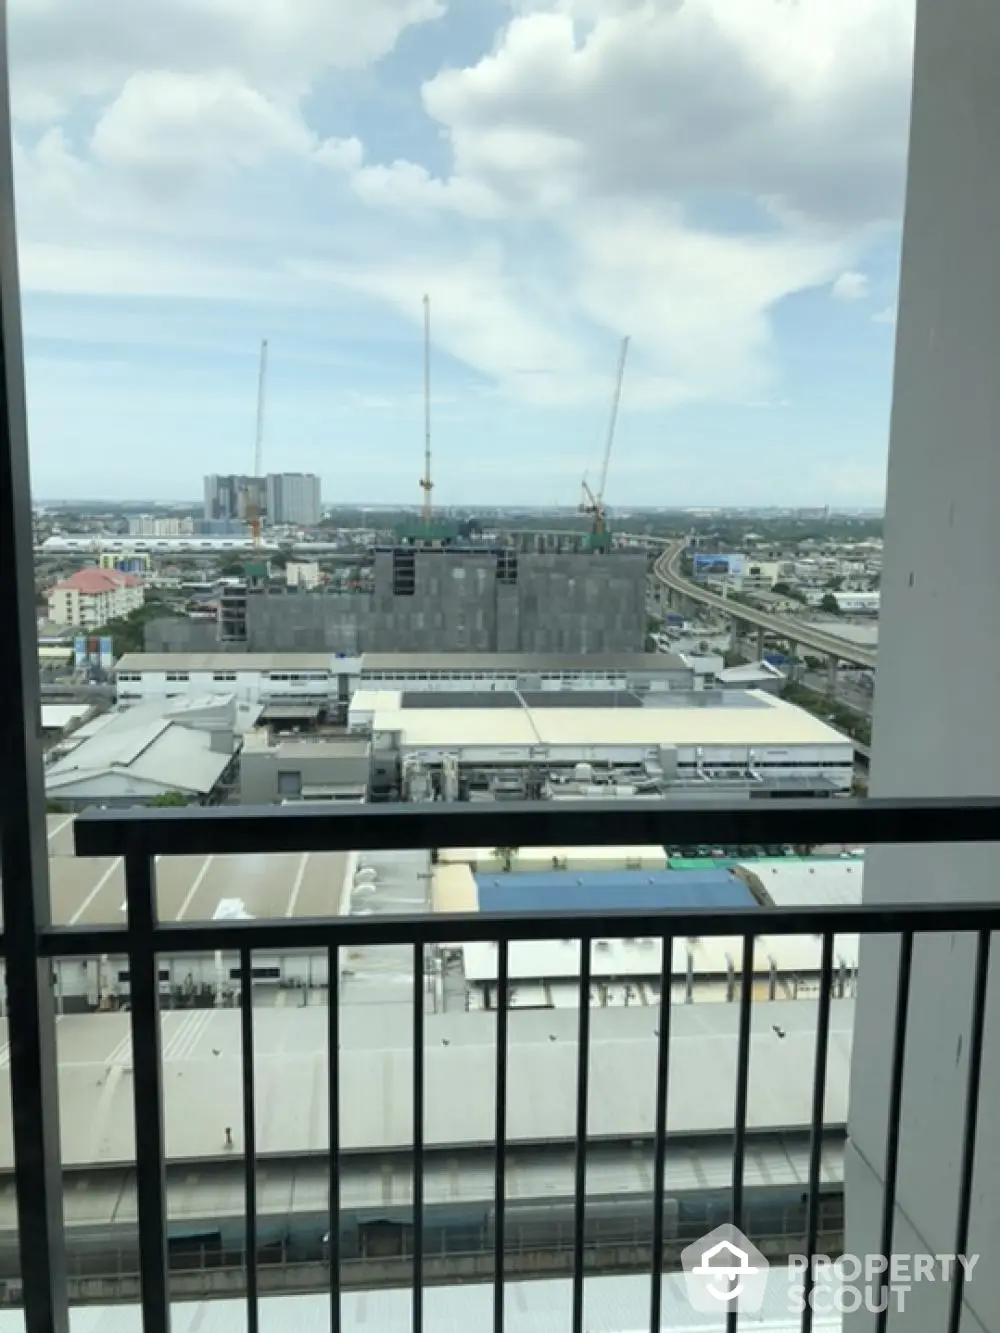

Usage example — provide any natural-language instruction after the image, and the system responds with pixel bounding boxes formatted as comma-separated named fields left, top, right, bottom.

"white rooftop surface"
left=1, top=818, right=350, bottom=929
left=439, top=845, right=668, bottom=869
left=46, top=697, right=263, bottom=798
left=461, top=934, right=860, bottom=984
left=0, top=1269, right=844, bottom=1332
left=357, top=689, right=851, bottom=749
left=40, top=703, right=91, bottom=730
left=116, top=653, right=335, bottom=673
left=739, top=859, right=865, bottom=908
left=0, top=1000, right=853, bottom=1167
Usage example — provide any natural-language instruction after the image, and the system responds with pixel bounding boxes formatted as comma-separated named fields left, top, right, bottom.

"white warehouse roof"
left=354, top=688, right=850, bottom=749
left=0, top=1000, right=853, bottom=1167
left=0, top=1269, right=843, bottom=1333
left=738, top=858, right=865, bottom=908
left=461, top=934, right=860, bottom=984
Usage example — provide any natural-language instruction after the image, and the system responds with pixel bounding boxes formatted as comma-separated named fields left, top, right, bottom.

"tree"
left=148, top=791, right=190, bottom=807
left=492, top=846, right=519, bottom=872
left=820, top=593, right=841, bottom=615
left=823, top=575, right=845, bottom=590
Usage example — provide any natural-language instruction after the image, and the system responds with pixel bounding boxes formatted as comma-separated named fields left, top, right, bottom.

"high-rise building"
left=265, top=473, right=322, bottom=527
left=203, top=474, right=266, bottom=523
left=204, top=473, right=320, bottom=526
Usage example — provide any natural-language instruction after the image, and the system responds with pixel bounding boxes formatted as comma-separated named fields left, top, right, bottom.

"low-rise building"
left=46, top=568, right=144, bottom=629
left=44, top=695, right=256, bottom=808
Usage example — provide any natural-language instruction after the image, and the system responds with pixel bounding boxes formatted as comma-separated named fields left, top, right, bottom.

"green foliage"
left=819, top=592, right=841, bottom=614
left=492, top=846, right=519, bottom=872
left=45, top=799, right=68, bottom=814
left=772, top=582, right=807, bottom=603
left=92, top=601, right=171, bottom=656
left=147, top=791, right=190, bottom=807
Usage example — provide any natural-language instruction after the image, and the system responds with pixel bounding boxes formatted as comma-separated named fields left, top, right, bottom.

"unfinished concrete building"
left=146, top=544, right=648, bottom=656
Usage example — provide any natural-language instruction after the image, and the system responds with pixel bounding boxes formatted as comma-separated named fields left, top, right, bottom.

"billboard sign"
left=99, top=637, right=114, bottom=669
left=693, top=553, right=744, bottom=579
left=73, top=637, right=87, bottom=670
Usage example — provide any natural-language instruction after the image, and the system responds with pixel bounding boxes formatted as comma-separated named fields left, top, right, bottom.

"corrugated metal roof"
left=461, top=934, right=859, bottom=984
left=475, top=869, right=756, bottom=914
left=115, top=653, right=336, bottom=672
left=0, top=1000, right=852, bottom=1167
left=360, top=653, right=689, bottom=673
left=738, top=859, right=865, bottom=908
left=0, top=1268, right=842, bottom=1331
left=0, top=1134, right=843, bottom=1231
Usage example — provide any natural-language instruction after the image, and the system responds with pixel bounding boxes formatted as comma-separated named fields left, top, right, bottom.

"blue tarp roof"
left=475, top=868, right=757, bottom=914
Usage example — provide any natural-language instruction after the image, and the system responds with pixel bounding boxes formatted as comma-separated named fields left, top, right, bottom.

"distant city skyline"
left=14, top=1, right=910, bottom=509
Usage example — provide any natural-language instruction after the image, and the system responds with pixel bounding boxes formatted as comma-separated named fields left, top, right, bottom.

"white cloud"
left=8, top=0, right=915, bottom=416
left=831, top=270, right=870, bottom=301
left=872, top=305, right=897, bottom=325
left=8, top=0, right=444, bottom=119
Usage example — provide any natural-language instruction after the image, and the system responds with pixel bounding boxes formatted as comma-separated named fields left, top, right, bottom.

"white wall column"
left=846, top=0, right=1000, bottom=1329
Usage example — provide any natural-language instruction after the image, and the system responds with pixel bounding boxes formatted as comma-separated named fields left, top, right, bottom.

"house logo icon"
left=681, top=1224, right=770, bottom=1314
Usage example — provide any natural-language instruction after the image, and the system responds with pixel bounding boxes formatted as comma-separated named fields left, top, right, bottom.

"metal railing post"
left=125, top=852, right=170, bottom=1333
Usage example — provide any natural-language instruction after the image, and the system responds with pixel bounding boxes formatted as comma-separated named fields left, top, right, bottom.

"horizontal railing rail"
left=72, top=794, right=1000, bottom=858
left=45, top=798, right=1000, bottom=1333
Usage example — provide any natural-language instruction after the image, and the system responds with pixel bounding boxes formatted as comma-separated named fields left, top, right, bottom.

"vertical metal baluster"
left=649, top=934, right=674, bottom=1333
left=947, top=930, right=991, bottom=1333
left=240, top=947, right=258, bottom=1333
left=727, top=932, right=754, bottom=1333
left=328, top=944, right=341, bottom=1333
left=801, top=933, right=834, bottom=1333
left=125, top=851, right=170, bottom=1333
left=494, top=938, right=509, bottom=1333
left=874, top=931, right=913, bottom=1333
left=413, top=941, right=425, bottom=1333
left=571, top=936, right=592, bottom=1333
left=0, top=14, right=69, bottom=1327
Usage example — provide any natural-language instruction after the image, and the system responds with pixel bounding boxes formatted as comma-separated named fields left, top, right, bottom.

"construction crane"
left=580, top=335, right=630, bottom=540
left=246, top=338, right=268, bottom=548
left=420, top=294, right=433, bottom=524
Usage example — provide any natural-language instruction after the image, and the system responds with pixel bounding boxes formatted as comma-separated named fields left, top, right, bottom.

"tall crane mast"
left=580, top=335, right=630, bottom=538
left=420, top=294, right=433, bottom=524
left=247, top=338, right=268, bottom=548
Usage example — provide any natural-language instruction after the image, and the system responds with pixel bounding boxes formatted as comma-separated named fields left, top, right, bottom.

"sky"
left=11, top=0, right=914, bottom=508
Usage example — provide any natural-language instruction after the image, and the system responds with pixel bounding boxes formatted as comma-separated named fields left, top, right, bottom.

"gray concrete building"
left=146, top=548, right=648, bottom=656
left=238, top=734, right=370, bottom=804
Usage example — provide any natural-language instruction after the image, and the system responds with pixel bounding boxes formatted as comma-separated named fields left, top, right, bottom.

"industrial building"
left=238, top=732, right=370, bottom=804
left=0, top=995, right=850, bottom=1291
left=44, top=696, right=258, bottom=809
left=431, top=856, right=859, bottom=1010
left=351, top=687, right=854, bottom=801
left=112, top=651, right=693, bottom=711
left=0, top=822, right=860, bottom=1293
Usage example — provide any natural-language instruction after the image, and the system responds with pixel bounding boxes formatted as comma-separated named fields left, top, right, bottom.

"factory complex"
left=0, top=817, right=858, bottom=1292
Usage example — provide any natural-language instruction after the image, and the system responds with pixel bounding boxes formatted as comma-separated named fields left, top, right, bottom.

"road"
left=799, top=670, right=874, bottom=717
left=651, top=540, right=877, bottom=670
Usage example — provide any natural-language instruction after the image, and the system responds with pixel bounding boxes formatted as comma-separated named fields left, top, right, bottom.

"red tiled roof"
left=52, top=569, right=140, bottom=595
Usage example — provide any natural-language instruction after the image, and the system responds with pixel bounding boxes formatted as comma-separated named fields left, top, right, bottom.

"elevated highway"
left=650, top=540, right=877, bottom=670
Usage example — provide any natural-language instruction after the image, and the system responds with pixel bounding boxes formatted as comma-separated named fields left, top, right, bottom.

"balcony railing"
left=1, top=798, right=995, bottom=1333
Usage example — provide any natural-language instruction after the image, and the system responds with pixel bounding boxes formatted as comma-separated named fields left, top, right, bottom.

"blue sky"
left=10, top=0, right=913, bottom=508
